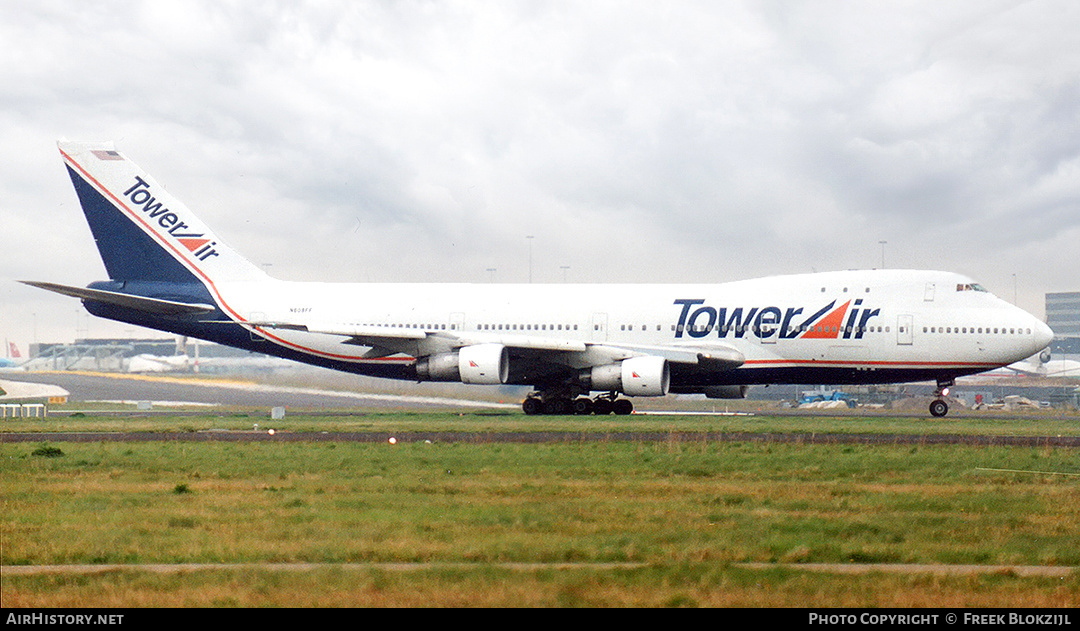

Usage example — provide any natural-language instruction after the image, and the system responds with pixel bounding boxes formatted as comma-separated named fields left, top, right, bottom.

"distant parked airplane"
left=24, top=141, right=1054, bottom=417
left=1005, top=350, right=1080, bottom=378
left=0, top=342, right=24, bottom=369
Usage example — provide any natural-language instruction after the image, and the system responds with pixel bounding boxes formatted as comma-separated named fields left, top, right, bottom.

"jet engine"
left=415, top=343, right=509, bottom=385
left=702, top=385, right=748, bottom=399
left=669, top=385, right=749, bottom=399
left=584, top=356, right=670, bottom=397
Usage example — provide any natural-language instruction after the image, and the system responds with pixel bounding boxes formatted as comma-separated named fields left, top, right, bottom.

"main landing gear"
left=929, top=379, right=955, bottom=418
left=522, top=391, right=634, bottom=416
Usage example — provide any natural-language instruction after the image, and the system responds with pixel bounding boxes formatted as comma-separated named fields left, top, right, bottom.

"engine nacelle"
left=702, top=385, right=748, bottom=399
left=415, top=352, right=461, bottom=382
left=415, top=344, right=509, bottom=385
left=458, top=343, right=509, bottom=385
left=586, top=356, right=670, bottom=397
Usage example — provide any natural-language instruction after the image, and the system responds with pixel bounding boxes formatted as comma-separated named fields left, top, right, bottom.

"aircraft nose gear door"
left=897, top=314, right=913, bottom=346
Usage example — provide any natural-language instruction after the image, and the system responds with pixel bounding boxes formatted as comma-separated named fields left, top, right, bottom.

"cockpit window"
left=956, top=283, right=988, bottom=292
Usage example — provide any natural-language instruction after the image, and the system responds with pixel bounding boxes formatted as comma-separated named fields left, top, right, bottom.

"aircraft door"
left=450, top=312, right=464, bottom=332
left=897, top=314, right=913, bottom=346
left=758, top=314, right=778, bottom=344
left=591, top=313, right=608, bottom=342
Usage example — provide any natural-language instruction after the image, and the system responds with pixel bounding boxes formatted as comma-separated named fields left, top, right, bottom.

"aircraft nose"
left=1034, top=319, right=1054, bottom=350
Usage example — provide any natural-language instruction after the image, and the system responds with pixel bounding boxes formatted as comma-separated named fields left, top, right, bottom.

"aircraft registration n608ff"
left=25, top=141, right=1054, bottom=417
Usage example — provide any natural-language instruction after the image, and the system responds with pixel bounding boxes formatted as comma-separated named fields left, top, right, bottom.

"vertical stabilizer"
left=58, top=141, right=269, bottom=285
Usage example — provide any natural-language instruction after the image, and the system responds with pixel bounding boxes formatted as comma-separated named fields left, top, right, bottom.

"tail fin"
left=58, top=141, right=268, bottom=285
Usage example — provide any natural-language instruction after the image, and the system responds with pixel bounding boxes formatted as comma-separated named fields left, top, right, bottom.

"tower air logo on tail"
left=122, top=176, right=220, bottom=262
left=673, top=298, right=880, bottom=340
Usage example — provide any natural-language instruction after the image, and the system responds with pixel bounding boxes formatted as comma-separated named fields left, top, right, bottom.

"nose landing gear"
left=929, top=398, right=949, bottom=418
left=929, top=379, right=954, bottom=418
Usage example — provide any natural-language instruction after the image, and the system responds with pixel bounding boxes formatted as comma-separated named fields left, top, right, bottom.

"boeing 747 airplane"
left=24, top=141, right=1054, bottom=417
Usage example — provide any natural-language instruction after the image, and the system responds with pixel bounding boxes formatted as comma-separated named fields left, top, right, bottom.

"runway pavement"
left=3, top=371, right=1078, bottom=449
left=0, top=370, right=517, bottom=411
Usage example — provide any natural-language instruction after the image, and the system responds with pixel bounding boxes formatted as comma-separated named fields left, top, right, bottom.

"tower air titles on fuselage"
left=673, top=298, right=879, bottom=340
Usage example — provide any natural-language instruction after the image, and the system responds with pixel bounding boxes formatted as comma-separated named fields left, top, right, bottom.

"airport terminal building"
left=26, top=338, right=288, bottom=374
left=1046, top=291, right=1080, bottom=354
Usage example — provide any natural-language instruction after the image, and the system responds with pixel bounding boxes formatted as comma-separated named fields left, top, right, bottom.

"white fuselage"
left=214, top=268, right=1053, bottom=388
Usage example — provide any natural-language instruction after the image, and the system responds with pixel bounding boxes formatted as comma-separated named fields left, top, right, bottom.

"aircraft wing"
left=238, top=322, right=434, bottom=359
left=611, top=341, right=746, bottom=368
left=246, top=322, right=429, bottom=341
left=253, top=320, right=744, bottom=370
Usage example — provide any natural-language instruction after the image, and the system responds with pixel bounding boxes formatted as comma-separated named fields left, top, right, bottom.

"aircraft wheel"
left=592, top=398, right=613, bottom=415
left=613, top=399, right=634, bottom=415
left=572, top=397, right=593, bottom=415
left=522, top=397, right=543, bottom=416
left=929, top=399, right=948, bottom=418
left=544, top=397, right=573, bottom=415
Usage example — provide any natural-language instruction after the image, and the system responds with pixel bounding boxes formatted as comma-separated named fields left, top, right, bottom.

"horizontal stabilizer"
left=21, top=281, right=215, bottom=316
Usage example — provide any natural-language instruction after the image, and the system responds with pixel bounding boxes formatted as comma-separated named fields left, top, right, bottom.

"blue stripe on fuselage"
left=667, top=362, right=986, bottom=388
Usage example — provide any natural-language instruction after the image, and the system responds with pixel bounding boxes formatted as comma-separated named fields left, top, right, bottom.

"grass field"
left=2, top=411, right=1078, bottom=607
left=4, top=403, right=1080, bottom=435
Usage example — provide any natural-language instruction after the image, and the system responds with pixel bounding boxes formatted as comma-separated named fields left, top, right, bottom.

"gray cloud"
left=2, top=0, right=1077, bottom=347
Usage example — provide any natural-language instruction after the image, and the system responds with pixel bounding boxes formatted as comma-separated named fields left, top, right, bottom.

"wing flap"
left=240, top=321, right=429, bottom=341
left=451, top=333, right=588, bottom=353
left=245, top=322, right=431, bottom=357
left=577, top=342, right=745, bottom=369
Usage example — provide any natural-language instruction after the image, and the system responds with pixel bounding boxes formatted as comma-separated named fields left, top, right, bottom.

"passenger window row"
left=924, top=326, right=1032, bottom=335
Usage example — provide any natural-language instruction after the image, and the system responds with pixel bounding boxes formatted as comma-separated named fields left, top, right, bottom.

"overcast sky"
left=2, top=0, right=1078, bottom=349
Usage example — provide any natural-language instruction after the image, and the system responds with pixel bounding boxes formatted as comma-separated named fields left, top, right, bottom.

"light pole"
left=879, top=241, right=887, bottom=269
